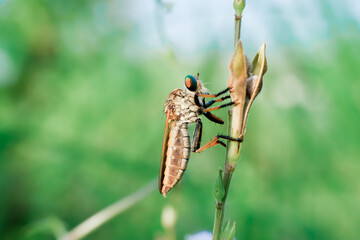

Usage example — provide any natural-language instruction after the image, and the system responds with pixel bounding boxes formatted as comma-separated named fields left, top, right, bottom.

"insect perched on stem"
left=159, top=74, right=243, bottom=197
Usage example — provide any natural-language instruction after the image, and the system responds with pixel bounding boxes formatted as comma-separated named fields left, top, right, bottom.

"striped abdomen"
left=161, top=122, right=190, bottom=197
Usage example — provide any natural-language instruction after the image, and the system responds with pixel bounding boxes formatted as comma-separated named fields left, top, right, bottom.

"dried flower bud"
left=246, top=75, right=261, bottom=99
left=241, top=43, right=267, bottom=135
left=226, top=41, right=267, bottom=162
left=227, top=40, right=248, bottom=160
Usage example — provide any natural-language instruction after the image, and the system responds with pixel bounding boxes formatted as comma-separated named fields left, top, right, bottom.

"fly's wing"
left=159, top=111, right=172, bottom=193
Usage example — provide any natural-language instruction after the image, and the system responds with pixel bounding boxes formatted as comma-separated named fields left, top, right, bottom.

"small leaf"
left=213, top=169, right=225, bottom=203
left=220, top=220, right=231, bottom=239
left=224, top=220, right=231, bottom=231
left=228, top=222, right=236, bottom=240
left=220, top=220, right=236, bottom=240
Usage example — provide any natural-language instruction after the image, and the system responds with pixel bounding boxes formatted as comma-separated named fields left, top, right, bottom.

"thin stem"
left=234, top=0, right=245, bottom=46
left=218, top=155, right=240, bottom=231
left=234, top=15, right=242, bottom=48
left=212, top=0, right=245, bottom=238
left=213, top=111, right=242, bottom=239
left=59, top=179, right=157, bottom=240
left=212, top=202, right=223, bottom=238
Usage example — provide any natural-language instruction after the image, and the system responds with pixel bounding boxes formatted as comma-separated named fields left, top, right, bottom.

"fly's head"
left=184, top=75, right=208, bottom=95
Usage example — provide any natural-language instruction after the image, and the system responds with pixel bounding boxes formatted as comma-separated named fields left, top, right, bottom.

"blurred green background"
left=1, top=0, right=359, bottom=239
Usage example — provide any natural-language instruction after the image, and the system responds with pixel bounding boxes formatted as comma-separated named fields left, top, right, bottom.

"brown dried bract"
left=227, top=40, right=248, bottom=142
left=241, top=43, right=267, bottom=135
left=227, top=40, right=267, bottom=139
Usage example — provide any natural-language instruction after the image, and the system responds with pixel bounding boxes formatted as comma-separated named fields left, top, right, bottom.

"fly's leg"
left=196, top=88, right=238, bottom=113
left=203, top=95, right=231, bottom=108
left=191, top=119, right=203, bottom=152
left=201, top=99, right=240, bottom=113
left=195, top=93, right=202, bottom=107
left=194, top=135, right=243, bottom=153
left=203, top=112, right=224, bottom=124
left=194, top=87, right=237, bottom=121
left=195, top=96, right=230, bottom=124
left=194, top=137, right=226, bottom=153
left=194, top=87, right=232, bottom=108
left=197, top=87, right=231, bottom=98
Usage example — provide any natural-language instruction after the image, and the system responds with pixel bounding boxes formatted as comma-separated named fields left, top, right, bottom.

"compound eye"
left=185, top=75, right=197, bottom=91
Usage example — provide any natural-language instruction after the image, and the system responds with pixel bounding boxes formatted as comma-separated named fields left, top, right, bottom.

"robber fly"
left=159, top=74, right=243, bottom=197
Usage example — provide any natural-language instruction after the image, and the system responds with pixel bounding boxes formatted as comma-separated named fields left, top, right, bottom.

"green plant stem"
left=212, top=201, right=223, bottom=238
left=212, top=111, right=242, bottom=240
left=233, top=0, right=245, bottom=47
left=212, top=0, right=245, bottom=238
left=234, top=15, right=242, bottom=48
left=212, top=144, right=231, bottom=239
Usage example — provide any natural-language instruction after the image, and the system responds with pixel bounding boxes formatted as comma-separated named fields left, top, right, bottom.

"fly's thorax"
left=165, top=88, right=200, bottom=123
left=178, top=93, right=200, bottom=123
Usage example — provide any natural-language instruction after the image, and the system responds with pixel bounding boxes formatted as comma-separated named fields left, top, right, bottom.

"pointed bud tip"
left=213, top=169, right=225, bottom=202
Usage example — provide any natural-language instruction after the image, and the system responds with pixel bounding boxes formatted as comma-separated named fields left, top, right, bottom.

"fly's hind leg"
left=195, top=134, right=243, bottom=153
left=191, top=119, right=203, bottom=152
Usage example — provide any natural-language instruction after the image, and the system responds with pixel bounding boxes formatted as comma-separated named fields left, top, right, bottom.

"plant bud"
left=246, top=75, right=261, bottom=99
left=213, top=169, right=225, bottom=203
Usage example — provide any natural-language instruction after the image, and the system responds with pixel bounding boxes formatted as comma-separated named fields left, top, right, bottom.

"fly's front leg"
left=202, top=95, right=231, bottom=108
left=191, top=119, right=203, bottom=152
left=195, top=87, right=232, bottom=108
left=196, top=87, right=237, bottom=113
left=195, top=134, right=243, bottom=153
left=194, top=92, right=225, bottom=124
left=195, top=86, right=238, bottom=122
left=201, top=99, right=240, bottom=113
left=197, top=87, right=231, bottom=98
